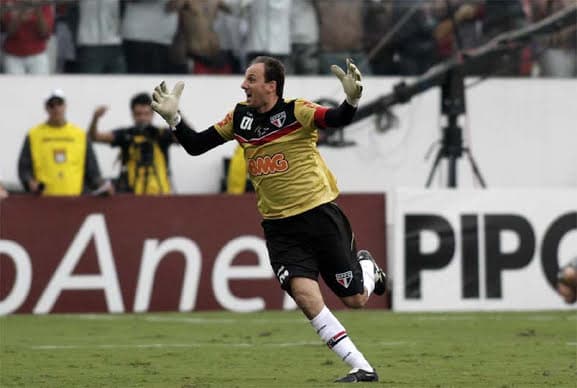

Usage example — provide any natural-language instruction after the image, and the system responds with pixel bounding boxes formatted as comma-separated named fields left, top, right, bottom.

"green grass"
left=0, top=310, right=575, bottom=387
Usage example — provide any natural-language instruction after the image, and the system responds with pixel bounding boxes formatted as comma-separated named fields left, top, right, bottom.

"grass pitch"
left=1, top=310, right=575, bottom=387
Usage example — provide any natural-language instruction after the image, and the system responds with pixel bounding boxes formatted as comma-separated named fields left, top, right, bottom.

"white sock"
left=310, top=306, right=373, bottom=371
left=360, top=259, right=375, bottom=296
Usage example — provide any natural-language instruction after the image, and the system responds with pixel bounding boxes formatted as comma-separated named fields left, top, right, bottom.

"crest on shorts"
left=335, top=271, right=353, bottom=288
left=270, top=111, right=286, bottom=128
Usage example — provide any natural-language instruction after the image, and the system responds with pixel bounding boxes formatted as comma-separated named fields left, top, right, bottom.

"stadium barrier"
left=0, top=194, right=388, bottom=315
left=1, top=76, right=577, bottom=193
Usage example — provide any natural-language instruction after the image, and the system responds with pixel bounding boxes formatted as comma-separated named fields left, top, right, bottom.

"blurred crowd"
left=1, top=0, right=576, bottom=77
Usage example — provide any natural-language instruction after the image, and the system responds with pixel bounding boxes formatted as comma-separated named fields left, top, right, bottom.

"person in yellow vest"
left=88, top=93, right=193, bottom=195
left=225, top=144, right=254, bottom=194
left=18, top=89, right=112, bottom=196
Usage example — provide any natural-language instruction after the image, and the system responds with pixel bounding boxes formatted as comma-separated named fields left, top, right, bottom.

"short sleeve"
left=158, top=128, right=176, bottom=147
left=213, top=110, right=235, bottom=141
left=110, top=129, right=128, bottom=147
left=294, top=99, right=330, bottom=130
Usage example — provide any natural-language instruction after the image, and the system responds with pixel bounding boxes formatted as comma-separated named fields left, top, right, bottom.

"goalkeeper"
left=151, top=56, right=387, bottom=383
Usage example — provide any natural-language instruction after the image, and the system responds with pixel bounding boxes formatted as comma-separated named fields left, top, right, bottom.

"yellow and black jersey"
left=110, top=126, right=175, bottom=194
left=214, top=98, right=338, bottom=219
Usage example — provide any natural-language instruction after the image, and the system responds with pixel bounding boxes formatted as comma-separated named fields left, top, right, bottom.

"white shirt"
left=77, top=0, right=122, bottom=46
left=122, top=1, right=178, bottom=45
left=245, top=0, right=292, bottom=55
left=290, top=0, right=318, bottom=45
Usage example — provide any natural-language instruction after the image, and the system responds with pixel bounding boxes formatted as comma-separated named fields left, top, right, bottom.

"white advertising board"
left=393, top=189, right=577, bottom=311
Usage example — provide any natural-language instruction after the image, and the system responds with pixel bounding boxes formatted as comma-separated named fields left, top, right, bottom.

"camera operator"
left=89, top=92, right=192, bottom=194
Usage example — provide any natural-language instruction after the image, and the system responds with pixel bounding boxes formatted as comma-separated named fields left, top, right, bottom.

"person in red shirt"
left=1, top=0, right=54, bottom=74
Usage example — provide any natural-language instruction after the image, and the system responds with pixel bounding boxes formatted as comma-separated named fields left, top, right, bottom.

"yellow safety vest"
left=226, top=144, right=247, bottom=194
left=28, top=122, right=87, bottom=196
left=126, top=135, right=171, bottom=195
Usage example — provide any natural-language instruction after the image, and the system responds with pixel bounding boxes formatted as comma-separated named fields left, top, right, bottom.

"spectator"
left=433, top=0, right=485, bottom=59
left=243, top=0, right=292, bottom=65
left=167, top=2, right=191, bottom=75
left=1, top=0, right=54, bottom=74
left=18, top=89, right=112, bottom=196
left=388, top=0, right=439, bottom=76
left=289, top=0, right=319, bottom=74
left=171, top=0, right=231, bottom=74
left=315, top=0, right=371, bottom=75
left=531, top=0, right=577, bottom=78
left=213, top=0, right=246, bottom=74
left=480, top=0, right=531, bottom=76
left=74, top=0, right=125, bottom=74
left=557, top=256, right=577, bottom=304
left=52, top=1, right=76, bottom=73
left=121, top=0, right=180, bottom=74
left=88, top=93, right=192, bottom=195
left=363, top=0, right=397, bottom=75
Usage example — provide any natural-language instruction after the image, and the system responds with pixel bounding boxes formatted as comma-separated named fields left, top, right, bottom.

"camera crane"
left=346, top=4, right=577, bottom=188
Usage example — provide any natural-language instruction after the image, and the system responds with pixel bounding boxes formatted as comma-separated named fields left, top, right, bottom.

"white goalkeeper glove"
left=151, top=81, right=184, bottom=127
left=330, top=58, right=363, bottom=107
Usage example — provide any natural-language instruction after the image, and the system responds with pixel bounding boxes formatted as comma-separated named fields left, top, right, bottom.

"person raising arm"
left=151, top=56, right=387, bottom=384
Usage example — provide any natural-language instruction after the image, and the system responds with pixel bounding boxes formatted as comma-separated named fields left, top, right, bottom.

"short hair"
left=130, top=93, right=152, bottom=110
left=250, top=56, right=285, bottom=98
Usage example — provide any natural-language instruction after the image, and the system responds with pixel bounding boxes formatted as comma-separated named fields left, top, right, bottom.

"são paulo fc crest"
left=270, top=111, right=286, bottom=128
left=335, top=271, right=353, bottom=288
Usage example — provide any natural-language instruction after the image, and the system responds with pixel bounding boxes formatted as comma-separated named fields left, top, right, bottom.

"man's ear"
left=267, top=80, right=277, bottom=94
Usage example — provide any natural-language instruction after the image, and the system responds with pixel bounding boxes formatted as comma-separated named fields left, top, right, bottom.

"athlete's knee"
left=291, top=285, right=313, bottom=305
left=290, top=277, right=325, bottom=318
left=341, top=293, right=368, bottom=309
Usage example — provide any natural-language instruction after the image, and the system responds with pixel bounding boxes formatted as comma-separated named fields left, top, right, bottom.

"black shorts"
left=261, top=202, right=364, bottom=298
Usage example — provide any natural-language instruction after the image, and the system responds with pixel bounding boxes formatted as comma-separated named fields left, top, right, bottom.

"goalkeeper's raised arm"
left=151, top=81, right=225, bottom=156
